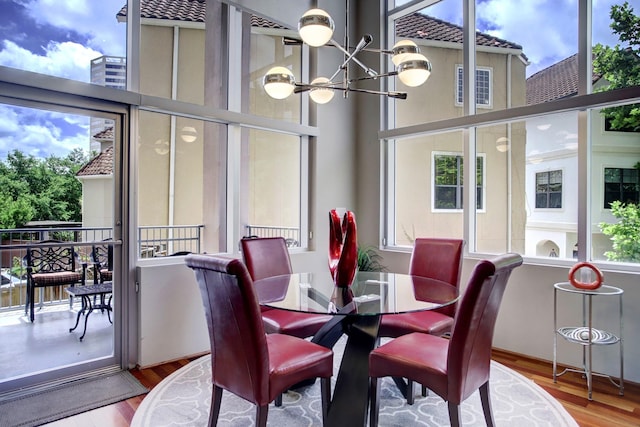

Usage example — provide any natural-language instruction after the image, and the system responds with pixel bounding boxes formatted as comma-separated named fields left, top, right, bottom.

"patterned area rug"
left=132, top=339, right=577, bottom=427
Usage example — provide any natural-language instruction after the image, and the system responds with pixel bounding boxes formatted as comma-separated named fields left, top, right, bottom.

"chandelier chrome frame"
left=263, top=2, right=432, bottom=104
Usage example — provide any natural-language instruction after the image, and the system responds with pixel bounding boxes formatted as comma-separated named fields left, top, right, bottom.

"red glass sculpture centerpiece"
left=328, top=209, right=358, bottom=287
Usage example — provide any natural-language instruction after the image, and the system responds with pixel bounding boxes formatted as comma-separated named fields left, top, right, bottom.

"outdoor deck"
left=0, top=302, right=113, bottom=382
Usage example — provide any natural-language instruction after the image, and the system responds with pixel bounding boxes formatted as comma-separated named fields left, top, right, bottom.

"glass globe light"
left=391, top=40, right=420, bottom=66
left=309, top=77, right=335, bottom=104
left=397, top=53, right=432, bottom=87
left=263, top=67, right=296, bottom=99
left=298, top=9, right=335, bottom=47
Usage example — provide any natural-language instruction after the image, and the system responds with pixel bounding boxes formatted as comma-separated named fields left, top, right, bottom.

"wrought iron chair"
left=185, top=254, right=333, bottom=426
left=24, top=240, right=87, bottom=322
left=90, top=239, right=113, bottom=284
left=369, top=253, right=523, bottom=427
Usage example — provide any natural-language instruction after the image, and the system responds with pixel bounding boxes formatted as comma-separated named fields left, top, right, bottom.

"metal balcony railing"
left=0, top=224, right=204, bottom=313
left=244, top=225, right=301, bottom=247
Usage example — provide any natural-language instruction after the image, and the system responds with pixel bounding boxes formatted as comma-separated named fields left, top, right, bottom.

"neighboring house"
left=525, top=53, right=640, bottom=259
left=109, top=2, right=528, bottom=253
left=76, top=133, right=114, bottom=229
left=391, top=13, right=528, bottom=252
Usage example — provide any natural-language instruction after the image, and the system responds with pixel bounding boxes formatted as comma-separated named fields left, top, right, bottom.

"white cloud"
left=23, top=0, right=126, bottom=56
left=0, top=105, right=89, bottom=160
left=0, top=40, right=101, bottom=81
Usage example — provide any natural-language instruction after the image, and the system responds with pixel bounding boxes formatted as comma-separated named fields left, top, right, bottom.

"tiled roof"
left=396, top=13, right=522, bottom=51
left=77, top=145, right=114, bottom=177
left=118, top=2, right=521, bottom=50
left=92, top=126, right=114, bottom=141
left=526, top=54, right=601, bottom=104
left=118, top=0, right=206, bottom=23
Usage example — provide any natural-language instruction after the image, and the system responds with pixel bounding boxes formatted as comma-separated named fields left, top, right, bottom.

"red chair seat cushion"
left=267, top=334, right=333, bottom=403
left=378, top=311, right=454, bottom=338
left=100, top=269, right=113, bottom=281
left=370, top=332, right=449, bottom=399
left=262, top=308, right=332, bottom=338
left=31, top=271, right=83, bottom=286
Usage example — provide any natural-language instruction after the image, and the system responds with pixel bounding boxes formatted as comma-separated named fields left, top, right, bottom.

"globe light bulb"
left=309, top=77, right=335, bottom=104
left=263, top=67, right=296, bottom=99
left=298, top=9, right=335, bottom=47
left=397, top=53, right=432, bottom=87
left=391, top=40, right=420, bottom=66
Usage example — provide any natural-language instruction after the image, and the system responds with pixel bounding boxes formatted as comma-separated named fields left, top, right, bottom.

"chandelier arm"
left=348, top=71, right=398, bottom=83
left=328, top=36, right=378, bottom=77
left=345, top=87, right=407, bottom=99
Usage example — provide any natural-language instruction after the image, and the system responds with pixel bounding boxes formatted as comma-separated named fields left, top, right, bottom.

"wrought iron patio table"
left=254, top=271, right=458, bottom=427
left=65, top=282, right=113, bottom=341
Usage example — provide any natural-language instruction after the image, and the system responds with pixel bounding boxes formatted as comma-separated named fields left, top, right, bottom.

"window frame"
left=535, top=170, right=563, bottom=209
left=431, top=151, right=485, bottom=212
left=603, top=166, right=640, bottom=209
left=455, top=65, right=493, bottom=108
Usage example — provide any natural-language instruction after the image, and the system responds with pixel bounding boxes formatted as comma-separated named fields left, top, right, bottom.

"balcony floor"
left=0, top=303, right=114, bottom=382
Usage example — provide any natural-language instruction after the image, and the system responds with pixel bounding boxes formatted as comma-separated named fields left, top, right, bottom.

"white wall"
left=137, top=260, right=209, bottom=367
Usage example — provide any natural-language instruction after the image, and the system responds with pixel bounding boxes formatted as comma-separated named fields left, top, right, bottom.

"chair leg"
left=320, top=377, right=331, bottom=426
left=447, top=401, right=461, bottom=427
left=406, top=379, right=414, bottom=404
left=369, top=377, right=380, bottom=427
left=479, top=381, right=496, bottom=427
left=209, top=384, right=223, bottom=426
left=421, top=385, right=429, bottom=396
left=256, top=404, right=268, bottom=427
left=275, top=393, right=282, bottom=407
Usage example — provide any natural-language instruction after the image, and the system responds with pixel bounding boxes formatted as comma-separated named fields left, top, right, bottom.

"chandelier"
left=262, top=5, right=432, bottom=104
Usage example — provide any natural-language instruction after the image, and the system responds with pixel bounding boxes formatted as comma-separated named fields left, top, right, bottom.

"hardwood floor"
left=44, top=350, right=639, bottom=427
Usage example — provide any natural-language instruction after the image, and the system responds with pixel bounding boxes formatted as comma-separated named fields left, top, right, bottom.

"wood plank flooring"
left=43, top=350, right=639, bottom=426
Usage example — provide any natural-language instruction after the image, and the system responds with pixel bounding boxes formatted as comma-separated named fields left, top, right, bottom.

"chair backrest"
left=447, top=253, right=523, bottom=403
left=91, top=240, right=113, bottom=269
left=241, top=237, right=292, bottom=281
left=185, top=254, right=270, bottom=405
left=26, top=240, right=78, bottom=273
left=409, top=238, right=464, bottom=316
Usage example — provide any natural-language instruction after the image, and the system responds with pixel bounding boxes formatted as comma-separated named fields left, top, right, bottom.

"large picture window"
left=535, top=170, right=562, bottom=209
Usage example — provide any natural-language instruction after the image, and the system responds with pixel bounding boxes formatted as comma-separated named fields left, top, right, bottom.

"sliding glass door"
left=0, top=94, right=126, bottom=394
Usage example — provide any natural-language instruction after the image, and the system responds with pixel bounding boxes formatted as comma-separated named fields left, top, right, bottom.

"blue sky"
left=0, top=0, right=632, bottom=160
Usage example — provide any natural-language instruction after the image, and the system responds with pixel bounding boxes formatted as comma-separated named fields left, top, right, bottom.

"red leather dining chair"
left=241, top=237, right=332, bottom=339
left=369, top=253, right=523, bottom=427
left=185, top=254, right=333, bottom=427
left=378, top=238, right=464, bottom=402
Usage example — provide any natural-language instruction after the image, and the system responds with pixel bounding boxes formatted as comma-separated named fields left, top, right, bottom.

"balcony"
left=0, top=223, right=298, bottom=314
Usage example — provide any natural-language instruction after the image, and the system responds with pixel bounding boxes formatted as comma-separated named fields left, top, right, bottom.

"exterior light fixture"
left=263, top=2, right=432, bottom=104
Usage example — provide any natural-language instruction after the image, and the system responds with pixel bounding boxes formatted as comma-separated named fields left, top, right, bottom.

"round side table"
left=553, top=282, right=624, bottom=400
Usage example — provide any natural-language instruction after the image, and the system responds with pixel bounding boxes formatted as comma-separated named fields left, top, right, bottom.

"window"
left=604, top=167, right=639, bottom=208
left=456, top=66, right=492, bottom=107
left=433, top=154, right=484, bottom=210
left=535, top=170, right=562, bottom=208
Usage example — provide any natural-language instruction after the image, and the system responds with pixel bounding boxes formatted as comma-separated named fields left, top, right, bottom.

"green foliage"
left=0, top=148, right=88, bottom=228
left=599, top=201, right=640, bottom=262
left=593, top=1, right=640, bottom=132
left=357, top=245, right=386, bottom=272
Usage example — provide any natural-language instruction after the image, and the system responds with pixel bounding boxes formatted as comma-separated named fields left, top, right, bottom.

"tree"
left=593, top=1, right=640, bottom=131
left=0, top=149, right=88, bottom=229
left=599, top=201, right=640, bottom=262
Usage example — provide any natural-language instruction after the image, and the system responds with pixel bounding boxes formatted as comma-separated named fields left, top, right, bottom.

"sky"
left=0, top=0, right=634, bottom=160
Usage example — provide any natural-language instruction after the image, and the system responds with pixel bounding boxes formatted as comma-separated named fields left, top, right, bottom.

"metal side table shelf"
left=553, top=282, right=624, bottom=400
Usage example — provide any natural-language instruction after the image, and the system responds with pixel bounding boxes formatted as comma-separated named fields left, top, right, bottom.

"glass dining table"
left=253, top=271, right=459, bottom=427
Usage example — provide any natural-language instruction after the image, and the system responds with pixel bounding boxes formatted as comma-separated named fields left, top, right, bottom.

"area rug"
left=132, top=338, right=577, bottom=427
left=0, top=371, right=148, bottom=427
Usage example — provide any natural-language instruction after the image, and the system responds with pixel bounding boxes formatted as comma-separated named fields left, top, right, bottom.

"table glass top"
left=254, top=271, right=458, bottom=316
